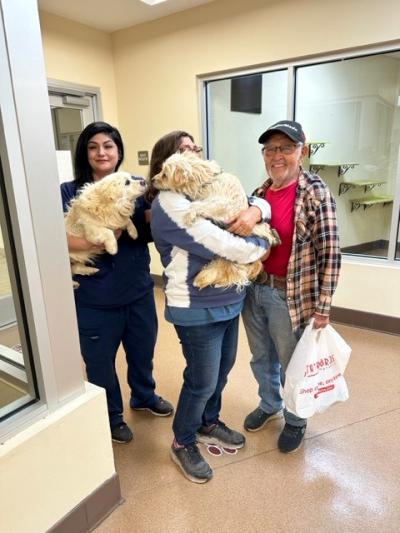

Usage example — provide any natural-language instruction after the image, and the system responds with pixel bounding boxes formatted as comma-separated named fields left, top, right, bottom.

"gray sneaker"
left=196, top=420, right=245, bottom=449
left=244, top=407, right=283, bottom=432
left=170, top=443, right=213, bottom=484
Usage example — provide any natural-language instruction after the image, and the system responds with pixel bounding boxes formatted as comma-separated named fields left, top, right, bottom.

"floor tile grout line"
left=213, top=406, right=400, bottom=471
left=113, top=407, right=400, bottom=501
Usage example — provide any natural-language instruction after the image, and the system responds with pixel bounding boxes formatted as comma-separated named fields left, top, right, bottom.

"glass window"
left=0, top=159, right=39, bottom=420
left=295, top=53, right=400, bottom=259
left=206, top=69, right=288, bottom=194
left=51, top=107, right=83, bottom=154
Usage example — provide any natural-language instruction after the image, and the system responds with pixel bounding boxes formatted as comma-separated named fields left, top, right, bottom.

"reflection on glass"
left=0, top=161, right=38, bottom=420
left=296, top=54, right=400, bottom=259
left=207, top=70, right=288, bottom=194
left=51, top=107, right=83, bottom=155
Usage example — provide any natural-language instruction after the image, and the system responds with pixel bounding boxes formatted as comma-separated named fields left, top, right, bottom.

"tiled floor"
left=96, top=288, right=400, bottom=533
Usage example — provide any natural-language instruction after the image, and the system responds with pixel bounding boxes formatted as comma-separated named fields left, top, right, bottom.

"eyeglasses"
left=178, top=145, right=203, bottom=154
left=262, top=143, right=302, bottom=156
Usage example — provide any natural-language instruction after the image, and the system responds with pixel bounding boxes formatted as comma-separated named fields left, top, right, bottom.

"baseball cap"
left=258, top=120, right=306, bottom=144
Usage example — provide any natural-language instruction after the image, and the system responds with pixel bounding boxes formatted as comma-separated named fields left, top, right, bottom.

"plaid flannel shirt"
left=253, top=170, right=341, bottom=331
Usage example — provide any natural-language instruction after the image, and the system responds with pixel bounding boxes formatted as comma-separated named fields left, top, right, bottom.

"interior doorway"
left=48, top=80, right=102, bottom=182
left=0, top=81, right=102, bottom=379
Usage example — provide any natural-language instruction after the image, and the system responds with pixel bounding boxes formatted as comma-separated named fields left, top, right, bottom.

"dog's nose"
left=139, top=179, right=146, bottom=187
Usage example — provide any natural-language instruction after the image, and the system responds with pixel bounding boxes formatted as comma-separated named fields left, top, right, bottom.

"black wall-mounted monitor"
left=231, top=74, right=262, bottom=114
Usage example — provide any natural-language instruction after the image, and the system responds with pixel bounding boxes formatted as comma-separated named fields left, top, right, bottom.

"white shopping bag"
left=282, top=320, right=351, bottom=418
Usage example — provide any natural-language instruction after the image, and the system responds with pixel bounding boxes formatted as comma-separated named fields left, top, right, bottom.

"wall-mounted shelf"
left=309, top=163, right=359, bottom=176
left=308, top=141, right=328, bottom=156
left=350, top=195, right=393, bottom=213
left=339, top=180, right=386, bottom=196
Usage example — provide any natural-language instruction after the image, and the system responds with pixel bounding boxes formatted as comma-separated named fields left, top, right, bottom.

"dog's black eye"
left=125, top=179, right=131, bottom=186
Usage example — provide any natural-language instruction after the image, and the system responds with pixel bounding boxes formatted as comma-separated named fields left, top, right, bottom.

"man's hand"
left=312, top=313, right=329, bottom=329
left=226, top=206, right=262, bottom=236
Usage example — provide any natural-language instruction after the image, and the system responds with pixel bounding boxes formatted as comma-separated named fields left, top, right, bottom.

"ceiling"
left=38, top=0, right=215, bottom=32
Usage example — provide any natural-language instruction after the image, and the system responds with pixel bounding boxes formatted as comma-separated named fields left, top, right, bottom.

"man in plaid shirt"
left=241, top=120, right=341, bottom=453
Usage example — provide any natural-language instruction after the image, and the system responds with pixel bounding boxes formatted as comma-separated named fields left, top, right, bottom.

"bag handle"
left=307, top=318, right=322, bottom=342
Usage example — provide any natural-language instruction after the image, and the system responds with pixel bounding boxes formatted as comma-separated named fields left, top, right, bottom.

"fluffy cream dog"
left=65, top=171, right=146, bottom=286
left=152, top=152, right=280, bottom=289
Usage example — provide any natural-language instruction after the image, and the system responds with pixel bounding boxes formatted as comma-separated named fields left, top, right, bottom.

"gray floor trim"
left=152, top=275, right=399, bottom=335
left=330, top=306, right=399, bottom=336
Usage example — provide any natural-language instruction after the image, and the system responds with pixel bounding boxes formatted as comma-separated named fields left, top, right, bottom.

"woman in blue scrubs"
left=61, top=121, right=173, bottom=443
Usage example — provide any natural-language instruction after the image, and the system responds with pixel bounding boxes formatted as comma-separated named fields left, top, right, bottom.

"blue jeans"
left=76, top=292, right=158, bottom=428
left=173, top=317, right=239, bottom=445
left=242, top=283, right=306, bottom=427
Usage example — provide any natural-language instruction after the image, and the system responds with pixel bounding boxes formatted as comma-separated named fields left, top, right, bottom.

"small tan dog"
left=65, top=171, right=146, bottom=286
left=152, top=152, right=280, bottom=289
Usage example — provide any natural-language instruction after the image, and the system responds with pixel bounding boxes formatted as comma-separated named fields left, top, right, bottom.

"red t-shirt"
left=263, top=180, right=297, bottom=277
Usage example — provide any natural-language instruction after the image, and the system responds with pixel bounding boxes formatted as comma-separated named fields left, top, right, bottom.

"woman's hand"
left=67, top=230, right=122, bottom=253
left=67, top=235, right=105, bottom=252
left=226, top=206, right=262, bottom=236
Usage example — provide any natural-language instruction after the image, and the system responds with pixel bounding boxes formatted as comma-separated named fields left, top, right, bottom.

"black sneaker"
left=170, top=443, right=213, bottom=484
left=196, top=420, right=245, bottom=449
left=132, top=396, right=174, bottom=417
left=278, top=423, right=307, bottom=453
left=111, top=422, right=133, bottom=444
left=244, top=407, right=283, bottom=432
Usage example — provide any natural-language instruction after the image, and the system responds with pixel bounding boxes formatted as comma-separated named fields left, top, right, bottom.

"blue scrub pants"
left=76, top=291, right=158, bottom=428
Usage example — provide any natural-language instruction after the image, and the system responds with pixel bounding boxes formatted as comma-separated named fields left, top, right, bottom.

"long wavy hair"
left=74, top=121, right=124, bottom=188
left=145, top=130, right=194, bottom=203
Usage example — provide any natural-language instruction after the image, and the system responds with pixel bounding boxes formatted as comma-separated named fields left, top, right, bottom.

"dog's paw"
left=104, top=241, right=118, bottom=255
left=183, top=210, right=197, bottom=227
left=78, top=266, right=99, bottom=275
left=126, top=223, right=138, bottom=240
left=71, top=264, right=99, bottom=276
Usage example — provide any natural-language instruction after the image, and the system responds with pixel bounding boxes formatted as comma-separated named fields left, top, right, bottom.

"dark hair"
left=145, top=130, right=194, bottom=203
left=74, top=121, right=124, bottom=187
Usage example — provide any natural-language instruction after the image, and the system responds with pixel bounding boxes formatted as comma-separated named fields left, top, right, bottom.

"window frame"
left=199, top=43, right=400, bottom=267
left=0, top=0, right=85, bottom=441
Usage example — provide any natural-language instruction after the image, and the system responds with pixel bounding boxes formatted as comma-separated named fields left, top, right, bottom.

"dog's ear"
left=105, top=180, right=123, bottom=203
left=168, top=155, right=193, bottom=191
left=178, top=154, right=220, bottom=189
left=91, top=205, right=102, bottom=216
left=205, top=159, right=221, bottom=176
left=116, top=196, right=132, bottom=214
